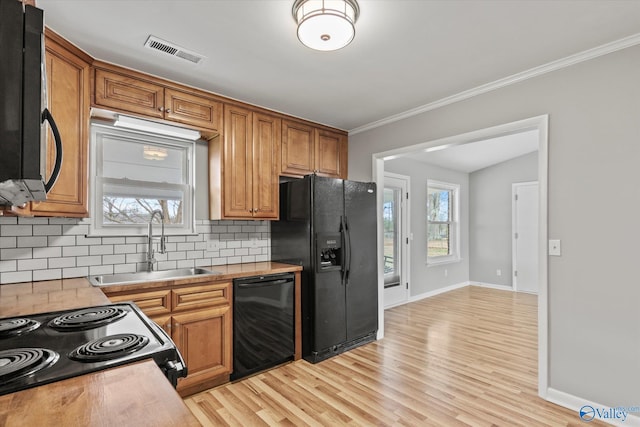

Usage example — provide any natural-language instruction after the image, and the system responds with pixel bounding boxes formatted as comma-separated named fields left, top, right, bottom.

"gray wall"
left=385, top=159, right=469, bottom=296
left=469, top=152, right=538, bottom=286
left=349, top=46, right=640, bottom=406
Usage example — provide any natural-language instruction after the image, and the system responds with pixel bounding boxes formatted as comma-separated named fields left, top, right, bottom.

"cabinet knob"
left=158, top=106, right=164, bottom=112
left=165, top=108, right=171, bottom=113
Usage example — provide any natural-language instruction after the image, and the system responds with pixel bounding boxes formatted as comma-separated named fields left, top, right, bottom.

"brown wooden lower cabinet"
left=104, top=281, right=232, bottom=397
left=172, top=305, right=232, bottom=396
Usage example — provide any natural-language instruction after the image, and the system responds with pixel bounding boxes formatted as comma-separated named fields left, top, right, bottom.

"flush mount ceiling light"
left=292, top=0, right=360, bottom=51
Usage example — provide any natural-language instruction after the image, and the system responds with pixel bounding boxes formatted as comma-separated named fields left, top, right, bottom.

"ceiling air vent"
left=143, top=35, right=205, bottom=64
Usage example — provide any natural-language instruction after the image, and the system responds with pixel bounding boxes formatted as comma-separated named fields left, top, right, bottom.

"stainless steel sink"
left=88, top=268, right=220, bottom=287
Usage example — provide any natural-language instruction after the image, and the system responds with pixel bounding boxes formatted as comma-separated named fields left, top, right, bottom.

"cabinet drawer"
left=172, top=282, right=231, bottom=312
left=106, top=289, right=171, bottom=317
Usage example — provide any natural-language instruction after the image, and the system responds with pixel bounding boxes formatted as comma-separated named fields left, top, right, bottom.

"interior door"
left=513, top=181, right=539, bottom=293
left=383, top=173, right=409, bottom=307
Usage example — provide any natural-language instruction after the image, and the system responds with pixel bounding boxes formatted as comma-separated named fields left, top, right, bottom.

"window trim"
left=89, top=122, right=196, bottom=237
left=426, top=180, right=460, bottom=265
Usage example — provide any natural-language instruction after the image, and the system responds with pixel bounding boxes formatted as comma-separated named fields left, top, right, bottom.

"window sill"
left=426, top=257, right=461, bottom=267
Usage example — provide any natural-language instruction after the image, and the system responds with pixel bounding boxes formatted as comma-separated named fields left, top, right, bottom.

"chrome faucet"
left=146, top=210, right=167, bottom=271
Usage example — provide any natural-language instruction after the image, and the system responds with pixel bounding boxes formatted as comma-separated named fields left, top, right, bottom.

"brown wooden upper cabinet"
left=6, top=31, right=91, bottom=218
left=209, top=105, right=280, bottom=220
left=93, top=67, right=222, bottom=132
left=281, top=120, right=347, bottom=179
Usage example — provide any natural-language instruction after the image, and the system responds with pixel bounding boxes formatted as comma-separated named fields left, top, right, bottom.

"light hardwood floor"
left=184, top=286, right=607, bottom=426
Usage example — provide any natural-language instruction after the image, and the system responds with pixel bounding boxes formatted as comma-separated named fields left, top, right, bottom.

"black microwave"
left=0, top=0, right=62, bottom=207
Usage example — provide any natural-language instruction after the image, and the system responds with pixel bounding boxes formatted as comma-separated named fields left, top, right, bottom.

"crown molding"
left=349, top=32, right=640, bottom=136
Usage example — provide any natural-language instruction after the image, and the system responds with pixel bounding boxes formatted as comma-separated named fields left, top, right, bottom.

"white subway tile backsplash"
left=102, top=254, right=126, bottom=265
left=1, top=271, right=33, bottom=284
left=0, top=218, right=271, bottom=285
left=0, top=237, right=17, bottom=249
left=33, top=247, right=62, bottom=259
left=0, top=260, right=17, bottom=272
left=63, top=246, right=89, bottom=257
left=48, top=235, right=76, bottom=247
left=176, top=260, right=195, bottom=269
left=17, top=236, right=48, bottom=248
left=114, top=244, right=137, bottom=254
left=62, top=267, right=88, bottom=279
left=114, top=263, right=136, bottom=274
left=17, top=258, right=48, bottom=271
left=76, top=235, right=101, bottom=246
left=48, top=257, right=76, bottom=269
left=33, top=225, right=62, bottom=235
left=1, top=225, right=32, bottom=236
left=76, top=256, right=102, bottom=267
left=17, top=217, right=48, bottom=225
left=1, top=248, right=32, bottom=260
left=90, top=245, right=114, bottom=256
left=62, top=224, right=89, bottom=235
left=33, top=269, right=62, bottom=281
left=89, top=265, right=114, bottom=275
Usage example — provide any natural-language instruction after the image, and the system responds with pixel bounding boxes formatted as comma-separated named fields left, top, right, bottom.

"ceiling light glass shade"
left=293, top=0, right=360, bottom=51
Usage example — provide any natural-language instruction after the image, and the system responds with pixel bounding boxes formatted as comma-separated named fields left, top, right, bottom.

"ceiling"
left=38, top=1, right=640, bottom=132
left=402, top=129, right=539, bottom=173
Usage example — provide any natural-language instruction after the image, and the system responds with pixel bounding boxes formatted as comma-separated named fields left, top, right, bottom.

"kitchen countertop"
left=0, top=261, right=302, bottom=426
left=0, top=359, right=200, bottom=427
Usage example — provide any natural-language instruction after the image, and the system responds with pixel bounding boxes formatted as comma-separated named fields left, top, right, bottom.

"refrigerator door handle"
left=344, top=216, right=352, bottom=284
left=340, top=216, right=347, bottom=285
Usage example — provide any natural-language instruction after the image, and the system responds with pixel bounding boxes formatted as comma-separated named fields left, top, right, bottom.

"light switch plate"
left=548, top=239, right=561, bottom=256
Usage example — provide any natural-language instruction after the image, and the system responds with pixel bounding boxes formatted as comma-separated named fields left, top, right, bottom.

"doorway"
left=372, top=114, right=549, bottom=394
left=512, top=181, right=539, bottom=293
left=383, top=172, right=409, bottom=308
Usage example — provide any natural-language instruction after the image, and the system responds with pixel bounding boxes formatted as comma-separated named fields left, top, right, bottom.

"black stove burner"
left=0, top=318, right=40, bottom=338
left=69, top=333, right=150, bottom=362
left=48, top=307, right=126, bottom=331
left=0, top=348, right=59, bottom=383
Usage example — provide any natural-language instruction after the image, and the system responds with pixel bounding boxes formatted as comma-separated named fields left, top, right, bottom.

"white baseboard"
left=470, top=281, right=514, bottom=291
left=546, top=387, right=640, bottom=426
left=406, top=281, right=470, bottom=304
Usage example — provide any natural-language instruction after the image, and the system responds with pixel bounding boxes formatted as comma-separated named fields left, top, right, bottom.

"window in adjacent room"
left=427, top=180, right=459, bottom=264
left=89, top=122, right=196, bottom=236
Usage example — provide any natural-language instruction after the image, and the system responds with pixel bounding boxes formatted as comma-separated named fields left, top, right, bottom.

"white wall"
left=385, top=158, right=469, bottom=296
left=469, top=151, right=538, bottom=286
left=349, top=45, right=640, bottom=407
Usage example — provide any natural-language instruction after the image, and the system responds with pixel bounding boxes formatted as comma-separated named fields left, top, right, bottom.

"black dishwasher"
left=231, top=273, right=295, bottom=381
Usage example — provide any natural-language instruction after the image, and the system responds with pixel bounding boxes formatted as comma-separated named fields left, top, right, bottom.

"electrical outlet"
left=497, top=269, right=502, bottom=276
left=248, top=238, right=260, bottom=248
left=444, top=269, right=448, bottom=277
left=206, top=240, right=221, bottom=251
left=549, top=239, right=562, bottom=256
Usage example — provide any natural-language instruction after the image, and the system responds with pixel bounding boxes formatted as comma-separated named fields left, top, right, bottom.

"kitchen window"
left=427, top=180, right=459, bottom=264
left=90, top=122, right=195, bottom=236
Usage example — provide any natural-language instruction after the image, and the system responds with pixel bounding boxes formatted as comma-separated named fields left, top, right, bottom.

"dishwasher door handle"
left=236, top=279, right=291, bottom=289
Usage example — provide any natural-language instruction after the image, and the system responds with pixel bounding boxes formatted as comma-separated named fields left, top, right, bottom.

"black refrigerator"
left=271, top=175, right=378, bottom=363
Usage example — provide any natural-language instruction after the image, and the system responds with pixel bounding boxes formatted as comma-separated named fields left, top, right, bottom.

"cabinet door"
left=173, top=305, right=232, bottom=394
left=151, top=314, right=172, bottom=336
left=164, top=88, right=222, bottom=131
left=172, top=282, right=231, bottom=312
left=281, top=120, right=315, bottom=177
left=24, top=34, right=90, bottom=217
left=94, top=68, right=164, bottom=119
left=315, top=129, right=347, bottom=179
left=252, top=113, right=280, bottom=219
left=223, top=105, right=253, bottom=218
